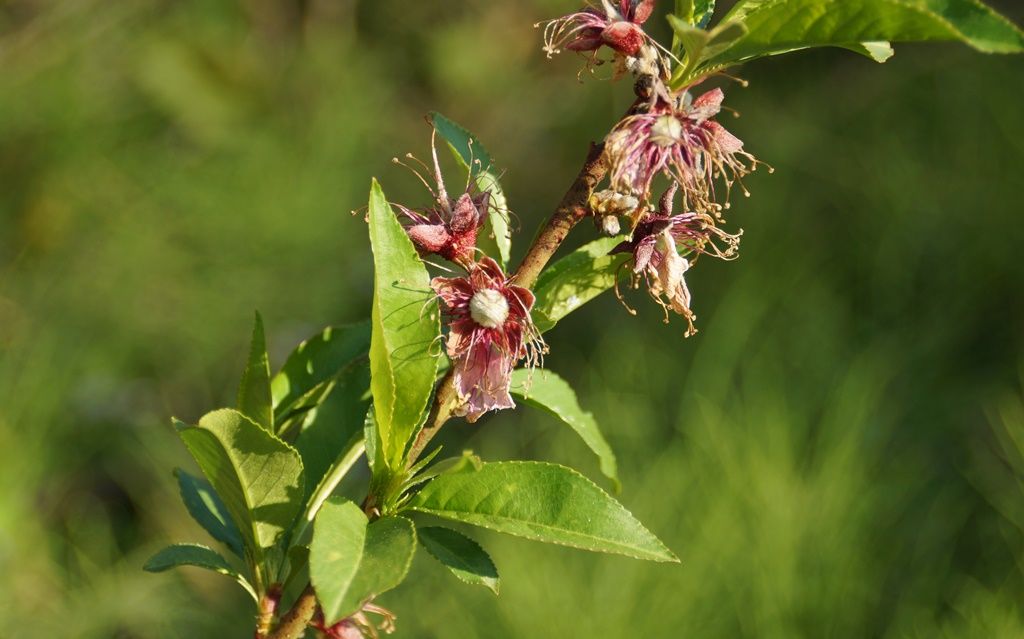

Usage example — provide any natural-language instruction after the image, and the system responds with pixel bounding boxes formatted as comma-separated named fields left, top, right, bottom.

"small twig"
left=511, top=142, right=608, bottom=289
left=255, top=585, right=282, bottom=639
left=405, top=368, right=458, bottom=468
left=267, top=585, right=318, bottom=639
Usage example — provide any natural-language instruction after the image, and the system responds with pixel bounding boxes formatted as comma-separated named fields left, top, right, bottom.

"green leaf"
left=368, top=179, right=441, bottom=468
left=418, top=526, right=500, bottom=595
left=840, top=41, right=895, bottom=62
left=271, top=322, right=371, bottom=421
left=144, top=543, right=258, bottom=602
left=509, top=370, right=619, bottom=491
left=238, top=311, right=273, bottom=432
left=294, top=363, right=371, bottom=499
left=310, top=498, right=417, bottom=624
left=177, top=409, right=305, bottom=560
left=173, top=468, right=244, bottom=557
left=668, top=16, right=749, bottom=78
left=407, top=461, right=677, bottom=562
left=531, top=237, right=629, bottom=333
left=708, top=0, right=1023, bottom=71
left=300, top=435, right=367, bottom=540
left=430, top=111, right=512, bottom=268
left=674, top=0, right=717, bottom=27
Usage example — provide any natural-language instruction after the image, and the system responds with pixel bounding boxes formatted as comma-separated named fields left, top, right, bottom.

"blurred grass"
left=1, top=0, right=1023, bottom=637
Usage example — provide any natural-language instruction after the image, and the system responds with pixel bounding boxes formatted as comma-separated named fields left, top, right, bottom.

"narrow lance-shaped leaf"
left=707, top=0, right=1024, bottom=72
left=144, top=543, right=258, bottom=603
left=367, top=179, right=441, bottom=468
left=174, top=468, right=244, bottom=557
left=238, top=311, right=273, bottom=432
left=531, top=237, right=629, bottom=333
left=271, top=322, right=371, bottom=420
left=407, top=461, right=678, bottom=562
left=294, top=362, right=371, bottom=500
left=176, top=409, right=305, bottom=559
left=310, top=498, right=417, bottom=624
left=510, top=369, right=619, bottom=490
left=431, top=111, right=512, bottom=268
left=418, top=526, right=500, bottom=595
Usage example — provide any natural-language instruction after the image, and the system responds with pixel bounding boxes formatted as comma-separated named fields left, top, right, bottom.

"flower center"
left=469, top=289, right=510, bottom=329
left=650, top=115, right=683, bottom=148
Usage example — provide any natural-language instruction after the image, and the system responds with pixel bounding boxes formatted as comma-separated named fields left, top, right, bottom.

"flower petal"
left=601, top=21, right=645, bottom=56
left=631, top=0, right=657, bottom=25
left=455, top=344, right=515, bottom=423
left=706, top=121, right=744, bottom=154
left=407, top=224, right=451, bottom=253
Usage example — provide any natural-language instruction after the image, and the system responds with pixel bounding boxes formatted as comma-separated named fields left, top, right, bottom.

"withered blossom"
left=613, top=184, right=741, bottom=335
left=393, top=132, right=489, bottom=266
left=605, top=87, right=761, bottom=210
left=539, top=0, right=657, bottom=60
left=431, top=257, right=544, bottom=422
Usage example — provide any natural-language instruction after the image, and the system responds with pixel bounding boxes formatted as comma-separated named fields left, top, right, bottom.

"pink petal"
left=566, top=35, right=605, bottom=52
left=431, top=276, right=473, bottom=308
left=689, top=88, right=725, bottom=120
left=601, top=22, right=644, bottom=56
left=631, top=0, right=656, bottom=25
left=455, top=344, right=515, bottom=423
left=407, top=224, right=450, bottom=253
left=634, top=241, right=655, bottom=273
left=450, top=193, right=481, bottom=234
left=706, top=121, right=744, bottom=153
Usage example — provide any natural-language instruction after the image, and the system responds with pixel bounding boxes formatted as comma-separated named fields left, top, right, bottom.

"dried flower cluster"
left=388, top=0, right=762, bottom=426
left=541, top=0, right=764, bottom=335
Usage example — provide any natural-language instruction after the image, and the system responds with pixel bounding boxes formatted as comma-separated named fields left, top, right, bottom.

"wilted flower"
left=431, top=257, right=544, bottom=422
left=539, top=0, right=657, bottom=60
left=393, top=132, right=489, bottom=266
left=605, top=88, right=762, bottom=211
left=613, top=184, right=741, bottom=336
left=312, top=602, right=396, bottom=639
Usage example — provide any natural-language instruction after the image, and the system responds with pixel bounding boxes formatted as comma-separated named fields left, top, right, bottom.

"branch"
left=267, top=585, right=317, bottom=639
left=511, top=141, right=608, bottom=289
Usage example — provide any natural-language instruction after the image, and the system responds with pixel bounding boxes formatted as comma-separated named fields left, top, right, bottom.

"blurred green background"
left=2, top=0, right=1024, bottom=637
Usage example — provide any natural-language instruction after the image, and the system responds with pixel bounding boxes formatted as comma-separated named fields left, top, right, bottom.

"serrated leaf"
left=407, top=461, right=677, bottom=562
left=510, top=370, right=619, bottom=491
left=174, top=469, right=244, bottom=557
left=531, top=237, right=629, bottom=333
left=294, top=363, right=371, bottom=500
left=271, top=322, right=371, bottom=421
left=144, top=543, right=257, bottom=602
left=430, top=111, right=512, bottom=268
left=368, top=180, right=441, bottom=468
left=177, top=409, right=305, bottom=561
left=311, top=498, right=417, bottom=624
left=238, top=312, right=273, bottom=432
left=418, top=526, right=499, bottom=595
left=706, top=0, right=1023, bottom=74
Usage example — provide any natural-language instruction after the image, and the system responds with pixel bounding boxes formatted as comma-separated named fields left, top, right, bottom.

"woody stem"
left=510, top=141, right=607, bottom=289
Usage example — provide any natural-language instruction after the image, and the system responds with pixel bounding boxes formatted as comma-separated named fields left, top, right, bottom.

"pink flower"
left=540, top=0, right=657, bottom=58
left=605, top=88, right=761, bottom=211
left=431, top=257, right=544, bottom=423
left=393, top=133, right=489, bottom=267
left=612, top=184, right=741, bottom=336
